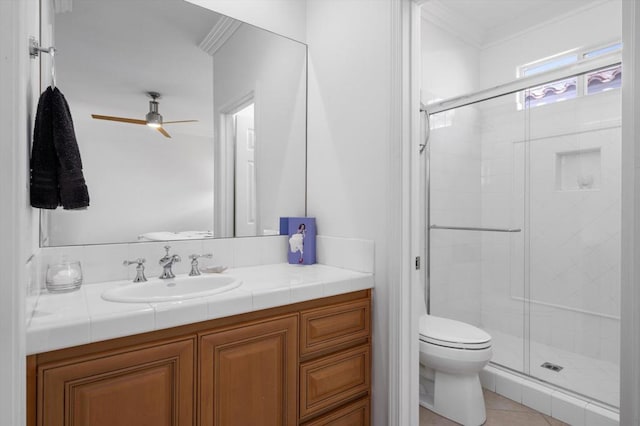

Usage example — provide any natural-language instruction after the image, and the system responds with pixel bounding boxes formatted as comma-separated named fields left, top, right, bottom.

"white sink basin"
left=101, top=274, right=241, bottom=303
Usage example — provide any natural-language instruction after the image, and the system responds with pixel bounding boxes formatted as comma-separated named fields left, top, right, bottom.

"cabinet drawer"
left=302, top=398, right=370, bottom=426
left=300, top=299, right=370, bottom=357
left=300, top=345, right=370, bottom=419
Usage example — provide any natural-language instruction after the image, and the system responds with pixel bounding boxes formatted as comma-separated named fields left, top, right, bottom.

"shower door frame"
left=421, top=50, right=622, bottom=387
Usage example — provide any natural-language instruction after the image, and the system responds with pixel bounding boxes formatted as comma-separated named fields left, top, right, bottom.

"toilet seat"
left=419, top=315, right=491, bottom=350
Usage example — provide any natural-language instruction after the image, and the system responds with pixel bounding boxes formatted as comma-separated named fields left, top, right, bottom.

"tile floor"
left=419, top=390, right=570, bottom=426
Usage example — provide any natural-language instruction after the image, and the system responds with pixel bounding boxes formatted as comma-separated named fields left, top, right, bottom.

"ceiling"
left=55, top=0, right=224, bottom=138
left=422, top=0, right=608, bottom=48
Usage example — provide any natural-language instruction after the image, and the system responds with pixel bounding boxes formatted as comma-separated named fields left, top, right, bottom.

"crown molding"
left=53, top=0, right=72, bottom=14
left=420, top=0, right=485, bottom=49
left=198, top=16, right=242, bottom=56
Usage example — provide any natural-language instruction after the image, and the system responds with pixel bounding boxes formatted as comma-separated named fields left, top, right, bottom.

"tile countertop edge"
left=26, top=263, right=374, bottom=355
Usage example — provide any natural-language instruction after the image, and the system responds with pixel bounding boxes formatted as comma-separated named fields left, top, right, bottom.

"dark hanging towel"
left=30, top=86, right=90, bottom=210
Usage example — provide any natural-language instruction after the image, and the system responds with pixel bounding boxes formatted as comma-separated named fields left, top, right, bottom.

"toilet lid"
left=419, top=315, right=491, bottom=350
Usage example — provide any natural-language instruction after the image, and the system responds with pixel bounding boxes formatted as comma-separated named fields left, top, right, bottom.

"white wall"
left=213, top=23, right=306, bottom=235
left=0, top=0, right=40, bottom=424
left=185, top=0, right=307, bottom=43
left=421, top=17, right=480, bottom=103
left=305, top=1, right=398, bottom=423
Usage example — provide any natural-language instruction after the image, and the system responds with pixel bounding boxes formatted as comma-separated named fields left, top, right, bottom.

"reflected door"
left=234, top=104, right=257, bottom=237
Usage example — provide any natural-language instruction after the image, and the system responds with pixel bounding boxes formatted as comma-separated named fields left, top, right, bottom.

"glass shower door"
left=526, top=73, right=621, bottom=407
left=428, top=90, right=527, bottom=374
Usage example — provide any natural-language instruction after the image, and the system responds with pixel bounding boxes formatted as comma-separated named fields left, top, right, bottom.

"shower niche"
left=555, top=148, right=601, bottom=191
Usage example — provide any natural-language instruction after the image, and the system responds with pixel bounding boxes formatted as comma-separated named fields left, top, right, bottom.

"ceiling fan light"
left=145, top=111, right=163, bottom=128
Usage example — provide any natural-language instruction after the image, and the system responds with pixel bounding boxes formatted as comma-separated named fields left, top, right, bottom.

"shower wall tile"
left=599, top=317, right=620, bottom=365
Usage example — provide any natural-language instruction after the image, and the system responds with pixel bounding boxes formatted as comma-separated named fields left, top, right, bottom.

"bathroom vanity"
left=26, top=264, right=372, bottom=426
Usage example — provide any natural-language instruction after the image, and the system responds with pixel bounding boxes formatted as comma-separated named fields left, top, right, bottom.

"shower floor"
left=486, top=329, right=619, bottom=408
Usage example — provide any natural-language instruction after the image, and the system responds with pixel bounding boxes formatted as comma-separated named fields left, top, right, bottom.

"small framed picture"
left=280, top=217, right=316, bottom=265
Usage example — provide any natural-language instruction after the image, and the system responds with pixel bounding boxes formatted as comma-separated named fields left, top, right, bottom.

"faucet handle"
left=189, top=253, right=213, bottom=261
left=164, top=245, right=171, bottom=256
left=188, top=253, right=213, bottom=276
left=123, top=258, right=145, bottom=267
left=123, top=258, right=147, bottom=283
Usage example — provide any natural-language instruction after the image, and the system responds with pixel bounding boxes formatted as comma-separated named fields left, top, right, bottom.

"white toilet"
left=419, top=314, right=492, bottom=426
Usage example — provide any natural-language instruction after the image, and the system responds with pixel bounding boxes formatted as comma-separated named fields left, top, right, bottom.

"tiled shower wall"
left=479, top=89, right=621, bottom=365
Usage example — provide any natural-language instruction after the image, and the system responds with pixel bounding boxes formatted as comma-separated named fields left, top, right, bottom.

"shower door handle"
left=430, top=225, right=522, bottom=233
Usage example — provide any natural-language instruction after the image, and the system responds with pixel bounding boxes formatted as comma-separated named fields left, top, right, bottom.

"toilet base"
left=419, top=370, right=486, bottom=426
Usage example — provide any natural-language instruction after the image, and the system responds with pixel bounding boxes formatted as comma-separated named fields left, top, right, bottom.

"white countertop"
left=26, top=263, right=374, bottom=355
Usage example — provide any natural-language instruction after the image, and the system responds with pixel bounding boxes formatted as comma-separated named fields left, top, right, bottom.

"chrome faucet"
left=188, top=253, right=213, bottom=276
left=159, top=245, right=181, bottom=279
left=123, top=258, right=147, bottom=283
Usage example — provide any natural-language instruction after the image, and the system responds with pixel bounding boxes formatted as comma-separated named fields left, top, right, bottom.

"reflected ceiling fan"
left=91, top=92, right=197, bottom=138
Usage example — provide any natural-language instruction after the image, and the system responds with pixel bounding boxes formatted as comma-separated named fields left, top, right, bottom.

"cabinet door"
left=199, top=315, right=297, bottom=426
left=39, top=338, right=195, bottom=426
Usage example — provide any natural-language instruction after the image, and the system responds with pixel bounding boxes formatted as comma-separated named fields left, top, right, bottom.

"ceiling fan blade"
left=162, top=120, right=199, bottom=125
left=91, top=114, right=146, bottom=125
left=157, top=127, right=172, bottom=138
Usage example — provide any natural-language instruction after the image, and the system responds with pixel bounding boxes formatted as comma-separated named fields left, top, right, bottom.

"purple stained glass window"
left=524, top=76, right=577, bottom=108
left=586, top=64, right=622, bottom=95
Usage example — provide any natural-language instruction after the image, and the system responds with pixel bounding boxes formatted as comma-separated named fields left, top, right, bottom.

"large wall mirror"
left=40, top=0, right=307, bottom=247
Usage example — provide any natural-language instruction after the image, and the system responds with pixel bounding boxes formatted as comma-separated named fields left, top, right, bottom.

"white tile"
left=323, top=276, right=373, bottom=297
left=26, top=255, right=41, bottom=297
left=290, top=281, right=325, bottom=303
left=27, top=317, right=91, bottom=355
left=252, top=287, right=291, bottom=311
left=316, top=236, right=346, bottom=268
left=89, top=308, right=155, bottom=343
left=201, top=238, right=234, bottom=270
left=207, top=288, right=254, bottom=319
left=479, top=367, right=495, bottom=392
left=151, top=298, right=208, bottom=330
left=260, top=236, right=288, bottom=265
left=27, top=287, right=90, bottom=354
left=80, top=243, right=130, bottom=284
left=315, top=235, right=330, bottom=266
left=84, top=282, right=155, bottom=342
left=233, top=237, right=263, bottom=267
left=521, top=380, right=552, bottom=416
left=494, top=369, right=523, bottom=403
left=585, top=403, right=619, bottom=426
left=551, top=391, right=588, bottom=426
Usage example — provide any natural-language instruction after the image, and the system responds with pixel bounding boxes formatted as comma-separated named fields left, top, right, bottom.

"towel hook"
left=29, top=37, right=56, bottom=89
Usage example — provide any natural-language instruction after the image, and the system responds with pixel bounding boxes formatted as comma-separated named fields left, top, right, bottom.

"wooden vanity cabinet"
left=28, top=290, right=371, bottom=426
left=35, top=337, right=196, bottom=426
left=199, top=315, right=298, bottom=426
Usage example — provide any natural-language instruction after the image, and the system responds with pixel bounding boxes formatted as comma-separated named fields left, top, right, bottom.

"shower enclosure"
left=425, top=52, right=621, bottom=408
